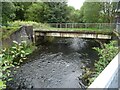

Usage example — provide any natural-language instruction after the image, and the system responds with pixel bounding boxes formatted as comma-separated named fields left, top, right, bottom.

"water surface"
left=7, top=38, right=99, bottom=89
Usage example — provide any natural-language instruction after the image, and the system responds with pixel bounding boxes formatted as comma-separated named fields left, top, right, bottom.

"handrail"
left=47, top=23, right=116, bottom=30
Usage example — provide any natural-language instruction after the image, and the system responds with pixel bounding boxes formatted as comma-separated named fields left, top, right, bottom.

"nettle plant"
left=81, top=41, right=118, bottom=87
left=94, top=41, right=118, bottom=75
left=0, top=41, right=33, bottom=89
left=89, top=41, right=118, bottom=85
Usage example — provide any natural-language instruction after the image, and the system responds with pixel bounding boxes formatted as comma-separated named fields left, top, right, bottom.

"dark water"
left=7, top=38, right=99, bottom=89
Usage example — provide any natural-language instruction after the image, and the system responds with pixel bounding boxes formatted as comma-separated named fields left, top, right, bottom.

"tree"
left=67, top=6, right=81, bottom=23
left=45, top=2, right=70, bottom=23
left=100, top=2, right=118, bottom=23
left=80, top=0, right=118, bottom=23
left=81, top=1, right=102, bottom=23
left=13, top=2, right=32, bottom=20
left=1, top=2, right=16, bottom=26
left=25, top=2, right=50, bottom=23
left=79, top=6, right=85, bottom=23
left=25, top=2, right=71, bottom=23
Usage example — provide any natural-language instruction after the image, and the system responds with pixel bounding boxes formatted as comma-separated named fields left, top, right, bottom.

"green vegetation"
left=1, top=2, right=16, bottom=26
left=0, top=41, right=36, bottom=89
left=93, top=41, right=118, bottom=74
left=80, top=1, right=117, bottom=23
left=1, top=1, right=118, bottom=26
left=8, top=21, right=51, bottom=29
left=25, top=3, right=50, bottom=22
left=81, top=2, right=101, bottom=23
left=1, top=1, right=119, bottom=89
left=81, top=41, right=118, bottom=87
left=1, top=26, right=19, bottom=40
left=1, top=21, right=51, bottom=40
left=1, top=1, right=118, bottom=39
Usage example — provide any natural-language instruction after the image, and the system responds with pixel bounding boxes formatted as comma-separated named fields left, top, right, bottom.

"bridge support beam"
left=34, top=30, right=112, bottom=44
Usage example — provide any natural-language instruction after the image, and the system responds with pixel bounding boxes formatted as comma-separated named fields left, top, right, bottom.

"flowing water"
left=7, top=38, right=99, bottom=89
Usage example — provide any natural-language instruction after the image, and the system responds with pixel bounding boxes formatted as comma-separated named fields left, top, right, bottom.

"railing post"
left=65, top=23, right=67, bottom=28
left=56, top=23, right=58, bottom=28
left=72, top=23, right=74, bottom=28
left=85, top=23, right=86, bottom=28
left=60, top=23, right=62, bottom=28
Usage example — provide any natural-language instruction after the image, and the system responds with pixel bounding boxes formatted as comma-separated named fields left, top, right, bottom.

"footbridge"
left=34, top=30, right=113, bottom=39
left=33, top=23, right=116, bottom=43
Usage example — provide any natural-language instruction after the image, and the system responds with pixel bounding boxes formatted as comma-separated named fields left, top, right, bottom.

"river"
left=7, top=38, right=99, bottom=89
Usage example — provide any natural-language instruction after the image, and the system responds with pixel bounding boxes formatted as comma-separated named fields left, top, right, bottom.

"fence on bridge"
left=48, top=23, right=116, bottom=30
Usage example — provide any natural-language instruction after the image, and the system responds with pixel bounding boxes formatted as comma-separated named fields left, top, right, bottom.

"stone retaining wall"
left=1, top=26, right=33, bottom=48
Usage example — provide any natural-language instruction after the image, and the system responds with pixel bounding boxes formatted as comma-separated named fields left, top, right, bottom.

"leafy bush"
left=0, top=41, right=36, bottom=89
left=93, top=41, right=118, bottom=75
left=81, top=41, right=118, bottom=87
left=89, top=41, right=118, bottom=85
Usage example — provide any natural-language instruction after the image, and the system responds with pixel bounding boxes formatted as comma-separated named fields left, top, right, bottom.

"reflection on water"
left=7, top=38, right=99, bottom=89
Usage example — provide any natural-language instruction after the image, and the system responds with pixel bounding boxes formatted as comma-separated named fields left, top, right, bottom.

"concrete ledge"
left=88, top=52, right=120, bottom=88
left=2, top=26, right=33, bottom=48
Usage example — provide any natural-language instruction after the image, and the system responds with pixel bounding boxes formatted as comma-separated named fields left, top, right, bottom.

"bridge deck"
left=34, top=29, right=113, bottom=40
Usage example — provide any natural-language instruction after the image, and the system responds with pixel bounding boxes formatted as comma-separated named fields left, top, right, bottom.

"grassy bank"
left=1, top=26, right=20, bottom=40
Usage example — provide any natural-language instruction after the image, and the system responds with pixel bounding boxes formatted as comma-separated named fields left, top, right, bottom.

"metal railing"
left=48, top=23, right=116, bottom=30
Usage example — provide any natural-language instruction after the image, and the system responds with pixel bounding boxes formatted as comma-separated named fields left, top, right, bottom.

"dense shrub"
left=81, top=41, right=118, bottom=87
left=0, top=41, right=36, bottom=89
left=90, top=41, right=118, bottom=84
